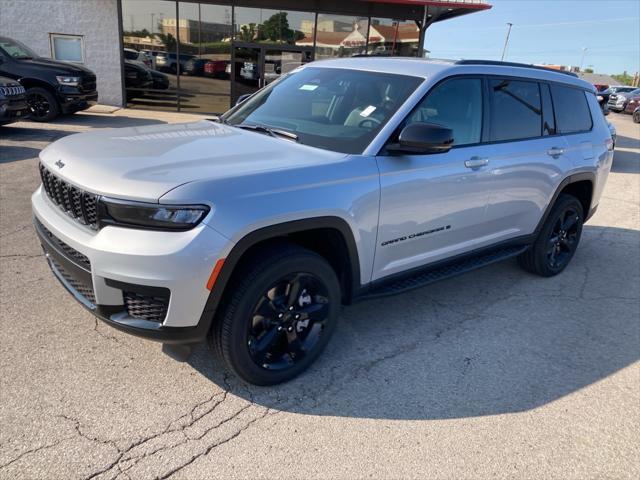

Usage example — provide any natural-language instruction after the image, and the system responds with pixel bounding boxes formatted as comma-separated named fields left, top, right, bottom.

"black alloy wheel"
left=248, top=273, right=330, bottom=371
left=212, top=244, right=340, bottom=385
left=546, top=206, right=581, bottom=270
left=26, top=87, right=60, bottom=122
left=518, top=194, right=584, bottom=277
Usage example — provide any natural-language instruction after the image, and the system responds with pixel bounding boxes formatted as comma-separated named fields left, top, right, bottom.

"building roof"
left=577, top=72, right=621, bottom=87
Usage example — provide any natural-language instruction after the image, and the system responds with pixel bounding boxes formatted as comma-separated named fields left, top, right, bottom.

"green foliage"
left=612, top=72, right=634, bottom=85
left=124, top=29, right=151, bottom=38
left=584, top=68, right=594, bottom=74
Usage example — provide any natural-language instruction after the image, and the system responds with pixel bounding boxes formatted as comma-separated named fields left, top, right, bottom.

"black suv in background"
left=0, top=36, right=98, bottom=122
left=0, top=76, right=30, bottom=125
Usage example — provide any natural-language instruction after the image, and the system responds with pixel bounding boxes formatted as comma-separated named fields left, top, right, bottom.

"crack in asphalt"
left=156, top=407, right=272, bottom=480
left=0, top=437, right=73, bottom=470
left=93, top=318, right=124, bottom=345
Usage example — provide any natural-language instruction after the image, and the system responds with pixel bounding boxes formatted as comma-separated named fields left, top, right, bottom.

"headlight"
left=56, top=76, right=81, bottom=86
left=630, top=99, right=637, bottom=104
left=597, top=95, right=603, bottom=101
left=101, top=198, right=210, bottom=231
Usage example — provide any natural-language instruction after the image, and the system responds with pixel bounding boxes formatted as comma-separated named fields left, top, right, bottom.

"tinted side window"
left=550, top=84, right=592, bottom=133
left=406, top=77, right=482, bottom=146
left=489, top=79, right=542, bottom=141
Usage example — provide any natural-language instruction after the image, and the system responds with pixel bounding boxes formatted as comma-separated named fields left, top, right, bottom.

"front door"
left=231, top=44, right=312, bottom=105
left=373, top=77, right=496, bottom=281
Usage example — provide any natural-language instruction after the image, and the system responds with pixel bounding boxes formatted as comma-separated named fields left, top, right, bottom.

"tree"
left=157, top=33, right=176, bottom=52
left=262, top=12, right=295, bottom=43
left=584, top=68, right=594, bottom=74
left=612, top=71, right=634, bottom=85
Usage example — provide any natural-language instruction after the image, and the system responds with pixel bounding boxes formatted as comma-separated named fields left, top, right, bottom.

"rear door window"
left=489, top=79, right=542, bottom=142
left=550, top=84, right=592, bottom=134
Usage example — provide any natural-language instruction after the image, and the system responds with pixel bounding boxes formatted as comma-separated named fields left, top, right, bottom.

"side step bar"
left=362, top=245, right=529, bottom=300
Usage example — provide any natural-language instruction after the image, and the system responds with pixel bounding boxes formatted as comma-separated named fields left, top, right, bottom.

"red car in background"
left=623, top=92, right=640, bottom=114
left=204, top=60, right=229, bottom=79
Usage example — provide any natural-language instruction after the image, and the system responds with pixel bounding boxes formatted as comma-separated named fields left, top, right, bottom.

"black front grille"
left=39, top=163, right=99, bottom=229
left=81, top=75, right=97, bottom=92
left=124, top=291, right=169, bottom=323
left=50, top=257, right=96, bottom=304
left=36, top=219, right=90, bottom=270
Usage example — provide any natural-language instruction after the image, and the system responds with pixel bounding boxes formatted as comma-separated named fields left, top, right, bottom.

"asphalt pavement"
left=0, top=109, right=638, bottom=479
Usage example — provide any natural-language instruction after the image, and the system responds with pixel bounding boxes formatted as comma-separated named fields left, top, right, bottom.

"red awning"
left=363, top=0, right=491, bottom=10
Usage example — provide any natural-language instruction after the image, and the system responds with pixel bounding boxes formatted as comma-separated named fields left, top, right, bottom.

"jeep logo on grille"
left=54, top=159, right=65, bottom=169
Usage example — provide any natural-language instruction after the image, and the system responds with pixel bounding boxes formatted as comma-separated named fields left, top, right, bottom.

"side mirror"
left=386, top=122, right=454, bottom=155
left=235, top=93, right=252, bottom=106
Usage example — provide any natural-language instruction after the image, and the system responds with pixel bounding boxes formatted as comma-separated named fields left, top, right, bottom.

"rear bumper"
left=32, top=187, right=230, bottom=343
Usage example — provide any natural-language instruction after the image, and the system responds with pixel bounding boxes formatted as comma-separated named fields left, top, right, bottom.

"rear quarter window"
left=550, top=84, right=592, bottom=134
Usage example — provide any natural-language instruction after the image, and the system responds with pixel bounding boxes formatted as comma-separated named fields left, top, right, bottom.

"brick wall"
left=0, top=0, right=123, bottom=106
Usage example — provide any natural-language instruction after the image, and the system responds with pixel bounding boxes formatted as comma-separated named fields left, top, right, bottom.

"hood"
left=18, top=57, right=95, bottom=76
left=39, top=120, right=346, bottom=202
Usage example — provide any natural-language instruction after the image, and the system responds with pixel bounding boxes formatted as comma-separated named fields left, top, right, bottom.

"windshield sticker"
left=360, top=105, right=377, bottom=117
left=299, top=84, right=318, bottom=91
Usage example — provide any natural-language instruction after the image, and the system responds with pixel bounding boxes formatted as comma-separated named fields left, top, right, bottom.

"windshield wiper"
left=234, top=123, right=298, bottom=142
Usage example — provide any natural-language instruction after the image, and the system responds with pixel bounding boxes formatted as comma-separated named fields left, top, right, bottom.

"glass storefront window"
left=314, top=14, right=369, bottom=59
left=121, top=0, right=179, bottom=111
left=120, top=3, right=423, bottom=114
left=177, top=2, right=232, bottom=113
left=234, top=7, right=314, bottom=46
left=368, top=18, right=420, bottom=57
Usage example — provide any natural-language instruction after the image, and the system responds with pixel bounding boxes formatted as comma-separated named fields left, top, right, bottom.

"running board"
left=362, top=245, right=528, bottom=300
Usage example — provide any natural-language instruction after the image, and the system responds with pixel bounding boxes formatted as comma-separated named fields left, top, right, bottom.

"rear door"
left=481, top=78, right=573, bottom=239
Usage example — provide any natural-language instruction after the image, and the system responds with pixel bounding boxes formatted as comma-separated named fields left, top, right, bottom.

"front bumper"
left=32, top=187, right=229, bottom=343
left=0, top=97, right=30, bottom=124
left=58, top=91, right=99, bottom=114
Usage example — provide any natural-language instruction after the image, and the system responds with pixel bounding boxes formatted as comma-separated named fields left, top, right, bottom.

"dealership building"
left=0, top=0, right=491, bottom=114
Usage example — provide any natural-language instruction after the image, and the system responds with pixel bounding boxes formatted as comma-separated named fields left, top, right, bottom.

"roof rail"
left=455, top=60, right=579, bottom=77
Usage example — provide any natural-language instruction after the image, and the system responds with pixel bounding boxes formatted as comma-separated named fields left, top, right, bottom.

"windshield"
left=223, top=67, right=423, bottom=154
left=0, top=37, right=38, bottom=59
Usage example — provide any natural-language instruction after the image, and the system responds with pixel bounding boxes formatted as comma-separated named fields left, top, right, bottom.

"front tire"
left=26, top=87, right=60, bottom=122
left=518, top=194, right=584, bottom=277
left=212, top=244, right=341, bottom=385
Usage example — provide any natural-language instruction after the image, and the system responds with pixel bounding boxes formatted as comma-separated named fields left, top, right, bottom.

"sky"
left=425, top=0, right=640, bottom=75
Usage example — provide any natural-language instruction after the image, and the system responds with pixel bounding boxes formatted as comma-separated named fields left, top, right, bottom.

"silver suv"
left=33, top=58, right=613, bottom=385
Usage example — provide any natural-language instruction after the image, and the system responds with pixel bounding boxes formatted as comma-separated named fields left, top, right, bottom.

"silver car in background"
left=32, top=58, right=613, bottom=384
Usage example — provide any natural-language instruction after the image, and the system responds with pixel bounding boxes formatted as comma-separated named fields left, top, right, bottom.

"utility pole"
left=151, top=13, right=155, bottom=34
left=579, top=47, right=588, bottom=71
left=501, top=22, right=513, bottom=61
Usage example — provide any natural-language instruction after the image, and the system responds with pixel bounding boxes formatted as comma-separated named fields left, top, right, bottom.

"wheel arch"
left=19, top=78, right=58, bottom=95
left=196, top=216, right=362, bottom=339
left=535, top=172, right=596, bottom=234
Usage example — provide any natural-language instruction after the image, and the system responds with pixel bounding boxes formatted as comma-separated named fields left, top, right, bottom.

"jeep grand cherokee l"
left=0, top=36, right=98, bottom=122
left=32, top=58, right=612, bottom=385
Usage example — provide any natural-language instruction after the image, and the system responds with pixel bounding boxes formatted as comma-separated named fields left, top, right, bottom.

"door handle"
left=547, top=147, right=564, bottom=158
left=464, top=157, right=489, bottom=169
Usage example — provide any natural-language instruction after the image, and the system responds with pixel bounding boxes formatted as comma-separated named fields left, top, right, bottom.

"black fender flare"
left=192, top=216, right=362, bottom=342
left=534, top=171, right=596, bottom=235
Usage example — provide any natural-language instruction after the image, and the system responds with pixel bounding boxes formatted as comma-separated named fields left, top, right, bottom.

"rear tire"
left=518, top=194, right=584, bottom=277
left=211, top=243, right=341, bottom=385
left=26, top=87, right=60, bottom=122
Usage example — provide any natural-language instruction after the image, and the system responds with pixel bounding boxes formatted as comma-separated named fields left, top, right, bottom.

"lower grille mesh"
left=124, top=291, right=169, bottom=323
left=50, top=257, right=96, bottom=304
